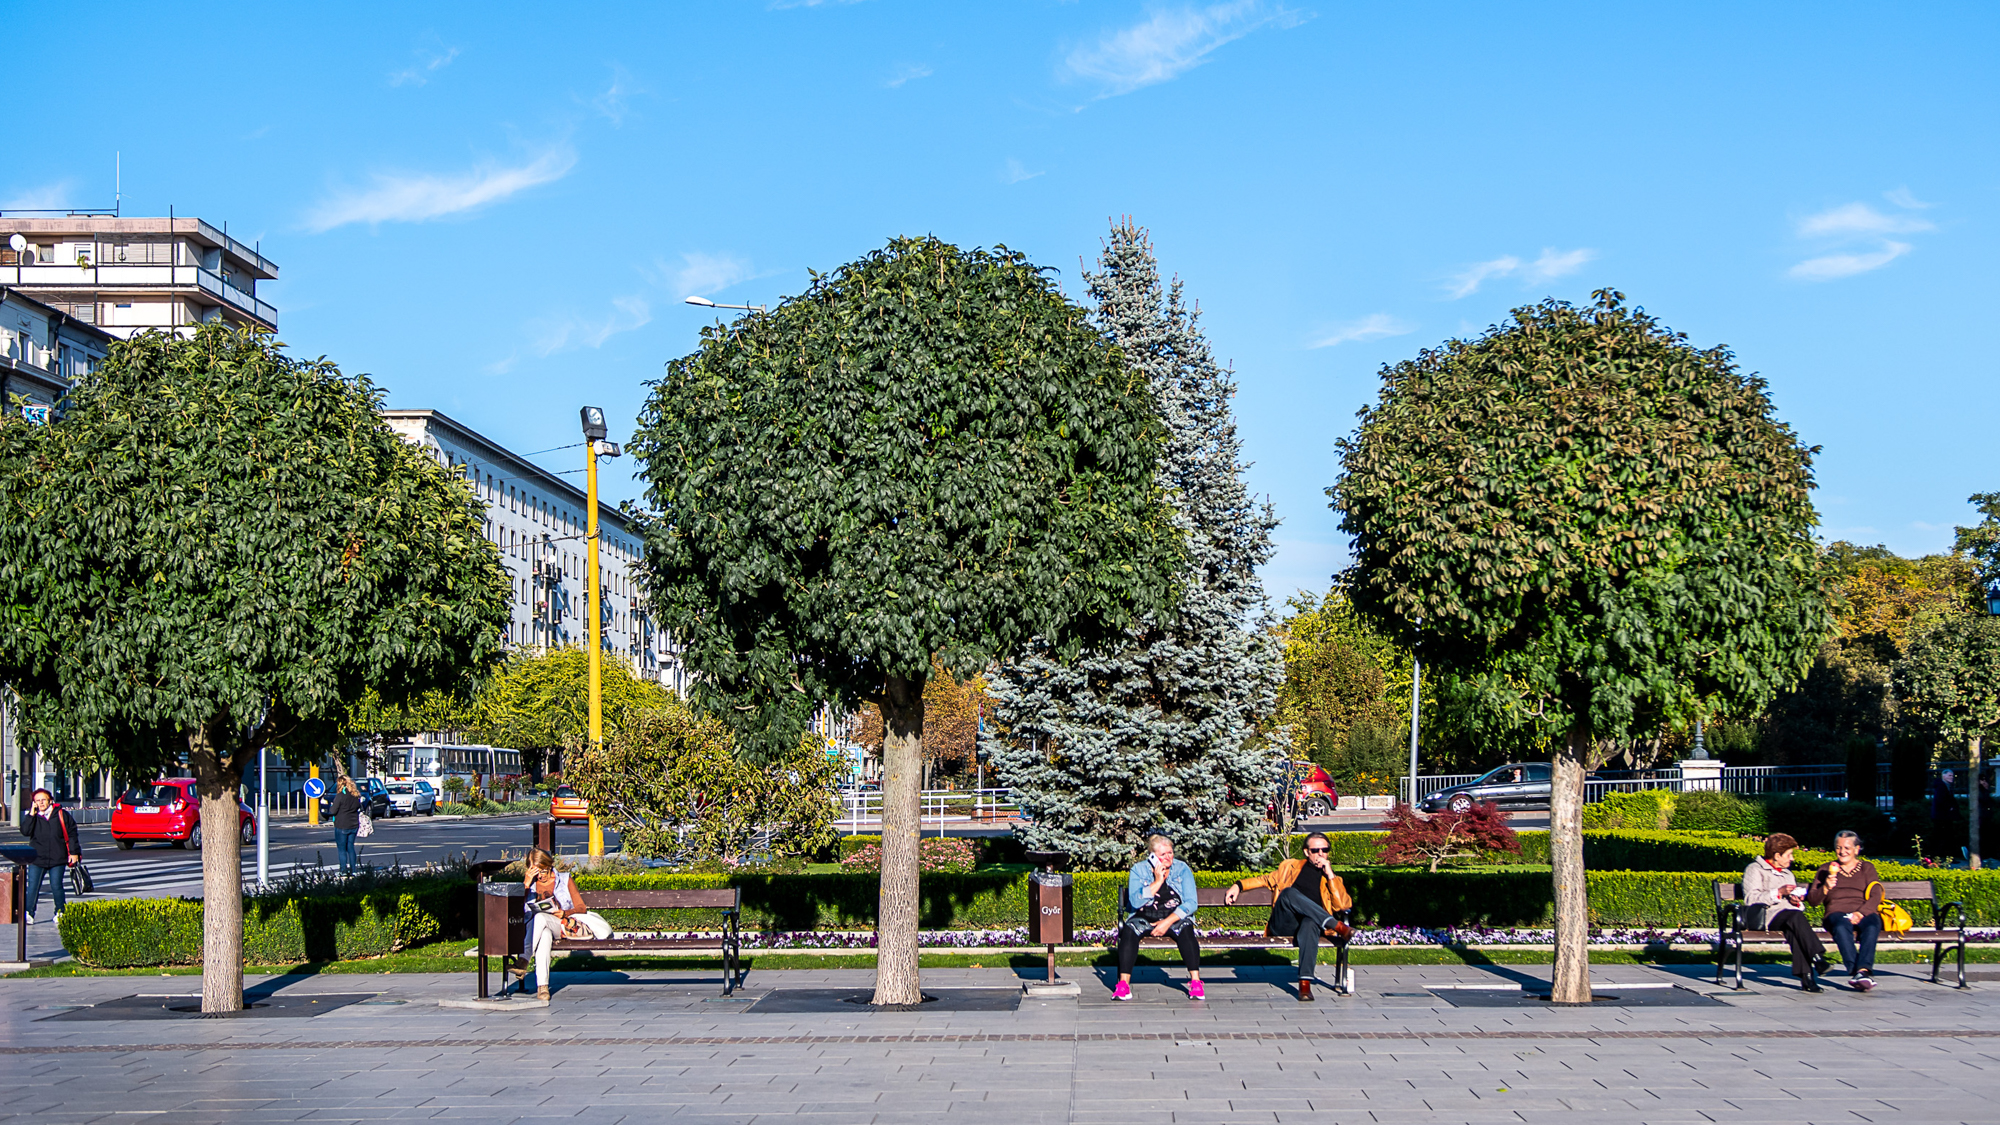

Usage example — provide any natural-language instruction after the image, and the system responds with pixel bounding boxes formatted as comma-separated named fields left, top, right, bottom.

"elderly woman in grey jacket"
left=1742, top=832, right=1828, bottom=992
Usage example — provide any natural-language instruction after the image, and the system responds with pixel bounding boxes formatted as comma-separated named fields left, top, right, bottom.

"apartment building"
left=380, top=409, right=688, bottom=694
left=0, top=215, right=277, bottom=337
left=1, top=286, right=114, bottom=416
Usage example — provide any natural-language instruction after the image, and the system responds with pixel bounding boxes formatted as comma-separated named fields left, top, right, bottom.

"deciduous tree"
left=0, top=326, right=509, bottom=1011
left=1328, top=292, right=1826, bottom=1002
left=467, top=646, right=676, bottom=779
left=630, top=236, right=1176, bottom=1004
left=1894, top=615, right=2000, bottom=868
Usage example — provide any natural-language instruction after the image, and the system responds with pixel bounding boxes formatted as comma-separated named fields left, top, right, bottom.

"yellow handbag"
left=1867, top=882, right=1915, bottom=935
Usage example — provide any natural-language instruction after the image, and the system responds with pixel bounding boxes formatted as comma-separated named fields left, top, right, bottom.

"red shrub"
left=1375, top=801, right=1521, bottom=872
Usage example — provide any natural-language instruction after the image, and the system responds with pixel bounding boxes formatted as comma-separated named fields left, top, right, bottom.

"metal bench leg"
left=1733, top=939, right=1746, bottom=991
left=1931, top=941, right=1942, bottom=985
left=1958, top=940, right=1968, bottom=990
left=478, top=952, right=489, bottom=1000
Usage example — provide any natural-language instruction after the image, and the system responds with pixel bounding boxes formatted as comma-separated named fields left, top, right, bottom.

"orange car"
left=550, top=785, right=590, bottom=824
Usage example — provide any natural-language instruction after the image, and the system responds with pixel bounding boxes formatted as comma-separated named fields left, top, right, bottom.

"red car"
left=111, top=778, right=256, bottom=850
left=1291, top=763, right=1340, bottom=819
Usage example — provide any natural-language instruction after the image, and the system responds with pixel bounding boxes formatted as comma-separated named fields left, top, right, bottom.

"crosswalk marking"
left=75, top=856, right=337, bottom=896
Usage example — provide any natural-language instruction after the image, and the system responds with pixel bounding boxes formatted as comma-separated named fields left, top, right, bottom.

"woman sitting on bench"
left=1226, top=832, right=1353, bottom=1002
left=521, top=848, right=611, bottom=1001
left=1114, top=834, right=1204, bottom=1002
left=1742, top=832, right=1827, bottom=992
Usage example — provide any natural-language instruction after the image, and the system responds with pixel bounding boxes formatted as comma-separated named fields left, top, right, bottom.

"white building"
left=1, top=215, right=277, bottom=338
left=2, top=286, right=115, bottom=417
left=380, top=409, right=688, bottom=694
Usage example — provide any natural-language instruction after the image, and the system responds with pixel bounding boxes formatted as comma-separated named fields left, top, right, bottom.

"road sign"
left=302, top=777, right=326, bottom=799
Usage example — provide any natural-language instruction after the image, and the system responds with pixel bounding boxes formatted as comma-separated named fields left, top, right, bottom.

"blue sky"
left=8, top=2, right=1996, bottom=602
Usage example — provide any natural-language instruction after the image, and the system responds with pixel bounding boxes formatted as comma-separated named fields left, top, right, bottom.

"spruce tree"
left=983, top=221, right=1285, bottom=869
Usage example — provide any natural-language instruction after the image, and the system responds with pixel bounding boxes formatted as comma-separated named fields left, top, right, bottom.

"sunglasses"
left=1306, top=846, right=1329, bottom=854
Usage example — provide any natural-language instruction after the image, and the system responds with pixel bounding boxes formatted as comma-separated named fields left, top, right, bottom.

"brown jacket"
left=1237, top=859, right=1353, bottom=937
left=1807, top=859, right=1884, bottom=919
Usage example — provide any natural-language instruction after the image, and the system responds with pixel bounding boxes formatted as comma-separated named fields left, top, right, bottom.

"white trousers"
left=529, top=913, right=564, bottom=989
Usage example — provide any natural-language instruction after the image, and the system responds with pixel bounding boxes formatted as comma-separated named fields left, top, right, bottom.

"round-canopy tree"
left=1328, top=292, right=1827, bottom=1002
left=631, top=236, right=1178, bottom=1004
left=1894, top=614, right=2000, bottom=868
left=0, top=326, right=510, bottom=1012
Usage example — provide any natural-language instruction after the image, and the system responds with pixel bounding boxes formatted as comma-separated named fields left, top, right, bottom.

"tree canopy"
left=466, top=646, right=677, bottom=777
left=1327, top=291, right=1826, bottom=1001
left=630, top=235, right=1178, bottom=1004
left=0, top=325, right=510, bottom=1010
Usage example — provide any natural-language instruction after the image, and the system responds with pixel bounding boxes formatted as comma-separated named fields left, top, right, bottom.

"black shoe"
left=1811, top=954, right=1829, bottom=977
left=1800, top=979, right=1823, bottom=993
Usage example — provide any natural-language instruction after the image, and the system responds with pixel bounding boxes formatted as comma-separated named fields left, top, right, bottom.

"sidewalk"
left=2, top=961, right=1993, bottom=1123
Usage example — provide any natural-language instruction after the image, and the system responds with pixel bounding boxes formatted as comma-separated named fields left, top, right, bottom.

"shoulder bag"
left=57, top=809, right=93, bottom=896
left=1867, top=881, right=1914, bottom=935
left=356, top=806, right=374, bottom=839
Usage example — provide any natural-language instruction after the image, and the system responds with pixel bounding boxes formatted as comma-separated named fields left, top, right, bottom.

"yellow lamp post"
left=579, top=406, right=621, bottom=858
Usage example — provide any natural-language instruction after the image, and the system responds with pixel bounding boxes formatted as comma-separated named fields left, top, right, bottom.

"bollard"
left=532, top=819, right=555, bottom=854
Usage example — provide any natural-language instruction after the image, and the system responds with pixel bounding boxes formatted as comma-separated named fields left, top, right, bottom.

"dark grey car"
left=1419, top=763, right=1552, bottom=812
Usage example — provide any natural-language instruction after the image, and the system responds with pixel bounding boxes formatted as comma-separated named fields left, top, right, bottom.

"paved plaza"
left=0, top=960, right=1995, bottom=1124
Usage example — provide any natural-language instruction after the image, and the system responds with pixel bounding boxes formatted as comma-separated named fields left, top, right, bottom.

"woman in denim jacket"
left=1113, top=834, right=1204, bottom=1001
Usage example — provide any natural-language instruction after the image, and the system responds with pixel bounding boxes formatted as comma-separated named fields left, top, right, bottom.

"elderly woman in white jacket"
left=1742, top=832, right=1828, bottom=992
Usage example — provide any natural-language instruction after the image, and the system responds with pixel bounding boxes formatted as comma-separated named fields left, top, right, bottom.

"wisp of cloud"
left=304, top=147, right=575, bottom=232
left=1310, top=313, right=1414, bottom=349
left=1065, top=1, right=1302, bottom=97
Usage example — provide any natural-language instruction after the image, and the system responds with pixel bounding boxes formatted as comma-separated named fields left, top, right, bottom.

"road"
left=65, top=813, right=615, bottom=900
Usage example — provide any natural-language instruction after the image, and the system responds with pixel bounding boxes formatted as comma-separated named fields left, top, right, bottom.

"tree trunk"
left=188, top=722, right=244, bottom=1013
left=1548, top=723, right=1592, bottom=1004
left=872, top=672, right=926, bottom=1006
left=1970, top=736, right=1983, bottom=872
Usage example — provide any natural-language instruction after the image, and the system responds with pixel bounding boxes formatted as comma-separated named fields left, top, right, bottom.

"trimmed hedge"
left=58, top=876, right=474, bottom=968
left=1582, top=829, right=1836, bottom=873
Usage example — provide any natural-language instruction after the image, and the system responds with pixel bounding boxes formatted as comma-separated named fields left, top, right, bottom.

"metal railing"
left=835, top=788, right=1020, bottom=835
left=1402, top=762, right=1900, bottom=808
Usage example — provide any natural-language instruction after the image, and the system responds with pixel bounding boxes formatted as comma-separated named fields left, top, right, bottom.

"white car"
left=385, top=780, right=438, bottom=817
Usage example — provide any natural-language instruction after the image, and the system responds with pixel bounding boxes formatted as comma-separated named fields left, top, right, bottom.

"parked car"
left=550, top=785, right=590, bottom=824
left=110, top=779, right=256, bottom=851
left=318, top=777, right=392, bottom=823
left=1291, top=763, right=1341, bottom=818
left=1419, top=763, right=1554, bottom=813
left=385, top=780, right=437, bottom=817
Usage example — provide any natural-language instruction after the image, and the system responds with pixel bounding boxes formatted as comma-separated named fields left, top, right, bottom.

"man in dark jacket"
left=18, top=788, right=80, bottom=924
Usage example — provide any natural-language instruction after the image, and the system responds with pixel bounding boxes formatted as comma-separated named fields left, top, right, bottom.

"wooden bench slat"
left=581, top=890, right=740, bottom=909
left=551, top=938, right=735, bottom=951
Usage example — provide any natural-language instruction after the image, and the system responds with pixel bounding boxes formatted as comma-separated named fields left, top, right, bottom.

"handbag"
left=356, top=808, right=374, bottom=839
left=560, top=911, right=612, bottom=941
left=56, top=809, right=92, bottom=897
left=1868, top=882, right=1915, bottom=935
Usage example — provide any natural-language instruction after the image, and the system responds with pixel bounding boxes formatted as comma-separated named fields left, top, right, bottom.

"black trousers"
left=1116, top=920, right=1201, bottom=977
left=1771, top=908, right=1826, bottom=978
left=1274, top=886, right=1335, bottom=979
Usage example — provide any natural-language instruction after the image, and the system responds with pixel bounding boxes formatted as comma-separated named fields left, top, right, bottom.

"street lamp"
left=578, top=406, right=622, bottom=858
left=684, top=295, right=767, bottom=314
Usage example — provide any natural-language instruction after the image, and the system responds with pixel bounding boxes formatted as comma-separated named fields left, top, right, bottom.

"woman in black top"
left=329, top=777, right=362, bottom=874
left=18, top=788, right=80, bottom=924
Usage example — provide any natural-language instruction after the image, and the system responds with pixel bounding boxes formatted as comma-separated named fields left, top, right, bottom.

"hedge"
left=1582, top=829, right=1837, bottom=873
left=58, top=876, right=474, bottom=968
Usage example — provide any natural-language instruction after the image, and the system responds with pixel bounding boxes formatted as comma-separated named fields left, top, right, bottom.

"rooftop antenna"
left=115, top=152, right=121, bottom=216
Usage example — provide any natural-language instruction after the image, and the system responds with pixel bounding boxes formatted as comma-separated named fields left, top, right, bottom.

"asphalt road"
left=65, top=813, right=617, bottom=899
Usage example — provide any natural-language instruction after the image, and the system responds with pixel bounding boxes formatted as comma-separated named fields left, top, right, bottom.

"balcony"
left=2, top=260, right=276, bottom=328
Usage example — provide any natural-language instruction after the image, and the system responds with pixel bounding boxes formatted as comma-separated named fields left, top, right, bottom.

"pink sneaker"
left=1188, top=979, right=1204, bottom=1000
left=1113, top=981, right=1132, bottom=1001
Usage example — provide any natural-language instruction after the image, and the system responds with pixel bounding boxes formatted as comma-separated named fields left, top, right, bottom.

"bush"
left=834, top=834, right=1028, bottom=867
left=1759, top=794, right=1893, bottom=852
left=1375, top=802, right=1520, bottom=871
left=1279, top=831, right=1548, bottom=866
left=1668, top=789, right=1765, bottom=834
left=58, top=874, right=474, bottom=968
left=1580, top=789, right=1676, bottom=830
left=839, top=838, right=978, bottom=874
left=1583, top=829, right=1834, bottom=872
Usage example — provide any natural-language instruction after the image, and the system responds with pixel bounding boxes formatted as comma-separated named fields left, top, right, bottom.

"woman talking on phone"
left=1113, top=834, right=1204, bottom=1001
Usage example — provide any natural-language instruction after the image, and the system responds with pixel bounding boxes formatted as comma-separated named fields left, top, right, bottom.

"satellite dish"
left=7, top=234, right=25, bottom=253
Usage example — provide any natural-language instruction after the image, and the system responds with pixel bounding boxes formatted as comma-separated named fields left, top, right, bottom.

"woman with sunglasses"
left=1226, top=832, right=1353, bottom=1001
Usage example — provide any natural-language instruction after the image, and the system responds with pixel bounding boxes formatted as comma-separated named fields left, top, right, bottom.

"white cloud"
left=1446, top=255, right=1521, bottom=299
left=533, top=295, right=652, bottom=356
left=663, top=252, right=763, bottom=299
left=2, top=180, right=73, bottom=211
left=1788, top=241, right=1912, bottom=281
left=1445, top=247, right=1595, bottom=297
left=886, top=63, right=933, bottom=88
left=303, top=147, right=575, bottom=231
left=1796, top=202, right=1933, bottom=238
left=591, top=66, right=641, bottom=125
left=1883, top=187, right=1935, bottom=211
left=1002, top=158, right=1044, bottom=184
left=1309, top=314, right=1415, bottom=349
left=1523, top=247, right=1596, bottom=282
left=389, top=46, right=460, bottom=87
left=1064, top=1, right=1303, bottom=97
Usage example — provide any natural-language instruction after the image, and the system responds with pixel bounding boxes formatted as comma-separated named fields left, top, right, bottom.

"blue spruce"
left=983, top=221, right=1286, bottom=869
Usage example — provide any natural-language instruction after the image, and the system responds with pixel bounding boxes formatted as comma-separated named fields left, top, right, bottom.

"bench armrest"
left=1715, top=903, right=1743, bottom=936
left=1940, top=900, right=1967, bottom=933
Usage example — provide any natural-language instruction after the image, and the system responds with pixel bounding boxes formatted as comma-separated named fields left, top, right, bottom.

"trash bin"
left=532, top=819, right=555, bottom=854
left=1025, top=851, right=1071, bottom=985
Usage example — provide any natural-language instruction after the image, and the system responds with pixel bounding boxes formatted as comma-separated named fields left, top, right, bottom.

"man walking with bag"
left=18, top=789, right=81, bottom=926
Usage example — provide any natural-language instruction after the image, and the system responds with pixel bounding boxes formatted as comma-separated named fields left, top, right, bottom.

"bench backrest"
left=1713, top=878, right=1940, bottom=922
left=578, top=888, right=741, bottom=911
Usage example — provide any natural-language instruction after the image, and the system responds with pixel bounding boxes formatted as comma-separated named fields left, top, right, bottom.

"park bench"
left=473, top=864, right=743, bottom=998
left=1713, top=878, right=1968, bottom=990
left=1116, top=884, right=1355, bottom=992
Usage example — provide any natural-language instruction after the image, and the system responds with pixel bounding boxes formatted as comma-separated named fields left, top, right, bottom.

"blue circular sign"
left=302, top=778, right=326, bottom=798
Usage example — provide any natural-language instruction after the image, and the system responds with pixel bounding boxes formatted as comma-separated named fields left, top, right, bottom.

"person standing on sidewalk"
left=18, top=789, right=80, bottom=926
left=329, top=777, right=362, bottom=874
left=1807, top=830, right=1884, bottom=992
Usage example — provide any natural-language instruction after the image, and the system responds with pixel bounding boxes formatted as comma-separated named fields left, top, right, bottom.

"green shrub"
left=1580, top=789, right=1675, bottom=830
left=1758, top=794, right=1893, bottom=852
left=1277, top=831, right=1549, bottom=866
left=1583, top=829, right=1834, bottom=873
left=1668, top=789, right=1766, bottom=834
left=56, top=875, right=474, bottom=968
left=834, top=834, right=1028, bottom=867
